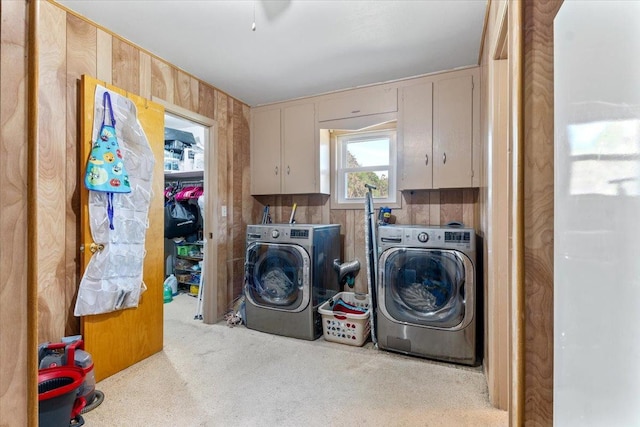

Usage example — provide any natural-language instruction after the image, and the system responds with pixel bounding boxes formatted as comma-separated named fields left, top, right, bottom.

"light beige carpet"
left=82, top=293, right=507, bottom=426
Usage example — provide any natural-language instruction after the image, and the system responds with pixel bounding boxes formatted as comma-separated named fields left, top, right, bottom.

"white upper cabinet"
left=251, top=102, right=329, bottom=195
left=251, top=67, right=479, bottom=196
left=399, top=68, right=479, bottom=190
left=282, top=103, right=317, bottom=194
left=318, top=87, right=397, bottom=122
left=399, top=81, right=433, bottom=190
left=251, top=108, right=282, bottom=195
left=433, top=73, right=475, bottom=189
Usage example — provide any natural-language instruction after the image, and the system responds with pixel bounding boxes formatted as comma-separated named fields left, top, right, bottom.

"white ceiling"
left=56, top=0, right=487, bottom=107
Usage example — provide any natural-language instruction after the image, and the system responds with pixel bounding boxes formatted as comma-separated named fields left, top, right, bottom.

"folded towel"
left=332, top=298, right=367, bottom=315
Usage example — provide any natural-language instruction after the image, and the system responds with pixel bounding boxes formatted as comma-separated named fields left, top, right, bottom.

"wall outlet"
left=221, top=205, right=227, bottom=217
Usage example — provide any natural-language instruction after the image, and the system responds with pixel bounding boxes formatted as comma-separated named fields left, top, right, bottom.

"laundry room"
left=3, top=0, right=584, bottom=426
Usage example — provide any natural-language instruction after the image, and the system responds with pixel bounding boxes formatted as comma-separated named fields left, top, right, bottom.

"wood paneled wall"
left=0, top=1, right=30, bottom=425
left=254, top=189, right=478, bottom=294
left=0, top=0, right=564, bottom=423
left=34, top=0, right=251, bottom=343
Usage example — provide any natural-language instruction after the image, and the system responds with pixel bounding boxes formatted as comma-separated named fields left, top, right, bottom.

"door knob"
left=89, top=243, right=104, bottom=253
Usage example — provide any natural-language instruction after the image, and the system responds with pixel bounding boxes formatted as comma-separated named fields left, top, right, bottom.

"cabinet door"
left=282, top=103, right=316, bottom=194
left=251, top=108, right=282, bottom=195
left=433, top=74, right=474, bottom=188
left=399, top=82, right=433, bottom=190
left=318, top=88, right=397, bottom=122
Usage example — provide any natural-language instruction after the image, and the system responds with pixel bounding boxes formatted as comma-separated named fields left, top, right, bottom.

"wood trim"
left=477, top=0, right=492, bottom=64
left=510, top=0, right=524, bottom=424
left=515, top=0, right=564, bottom=425
left=153, top=97, right=222, bottom=323
left=152, top=97, right=215, bottom=127
left=28, top=1, right=40, bottom=424
left=521, top=1, right=563, bottom=424
left=493, top=3, right=509, bottom=60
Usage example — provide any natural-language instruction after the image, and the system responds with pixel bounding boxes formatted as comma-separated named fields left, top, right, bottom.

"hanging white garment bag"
left=75, top=86, right=155, bottom=316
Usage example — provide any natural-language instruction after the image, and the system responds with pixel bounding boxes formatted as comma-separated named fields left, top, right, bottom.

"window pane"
left=346, top=139, right=389, bottom=167
left=345, top=170, right=389, bottom=199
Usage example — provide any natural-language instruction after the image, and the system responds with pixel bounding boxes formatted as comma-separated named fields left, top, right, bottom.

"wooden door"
left=79, top=75, right=165, bottom=381
left=433, top=74, right=473, bottom=188
left=282, top=103, right=316, bottom=194
left=251, top=108, right=282, bottom=195
left=399, top=82, right=433, bottom=190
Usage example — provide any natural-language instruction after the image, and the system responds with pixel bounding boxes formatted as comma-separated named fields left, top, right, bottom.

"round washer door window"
left=245, top=242, right=309, bottom=311
left=382, top=248, right=466, bottom=328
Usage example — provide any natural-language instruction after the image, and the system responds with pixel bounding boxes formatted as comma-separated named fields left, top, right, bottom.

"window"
left=335, top=129, right=397, bottom=205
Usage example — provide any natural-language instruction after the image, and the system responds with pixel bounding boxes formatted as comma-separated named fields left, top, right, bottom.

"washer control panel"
left=246, top=224, right=311, bottom=244
left=378, top=225, right=474, bottom=250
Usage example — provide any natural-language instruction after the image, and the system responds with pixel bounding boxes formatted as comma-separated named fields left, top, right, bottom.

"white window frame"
left=334, top=129, right=398, bottom=207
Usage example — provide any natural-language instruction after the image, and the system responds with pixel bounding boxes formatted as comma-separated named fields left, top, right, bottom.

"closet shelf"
left=164, top=170, right=204, bottom=179
left=174, top=267, right=201, bottom=273
left=177, top=255, right=203, bottom=262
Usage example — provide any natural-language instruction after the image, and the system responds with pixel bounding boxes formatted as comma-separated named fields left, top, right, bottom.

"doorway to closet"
left=157, top=101, right=219, bottom=324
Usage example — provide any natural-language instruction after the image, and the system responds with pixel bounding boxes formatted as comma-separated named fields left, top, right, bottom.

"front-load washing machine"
left=376, top=225, right=478, bottom=365
left=244, top=224, right=341, bottom=340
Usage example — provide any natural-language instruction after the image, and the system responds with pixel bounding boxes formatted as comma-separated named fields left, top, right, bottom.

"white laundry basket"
left=318, top=292, right=371, bottom=347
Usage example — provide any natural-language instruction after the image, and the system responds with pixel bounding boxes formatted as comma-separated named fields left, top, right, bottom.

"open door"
left=79, top=75, right=165, bottom=381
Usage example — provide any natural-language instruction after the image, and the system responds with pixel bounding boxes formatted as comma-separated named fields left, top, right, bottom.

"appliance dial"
left=417, top=232, right=429, bottom=243
left=271, top=229, right=280, bottom=239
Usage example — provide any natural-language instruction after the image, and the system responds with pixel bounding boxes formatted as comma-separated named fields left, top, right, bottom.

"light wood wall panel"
left=139, top=51, right=152, bottom=99
left=440, top=190, right=464, bottom=225
left=430, top=190, right=442, bottom=224
left=151, top=57, right=175, bottom=104
left=0, top=0, right=30, bottom=424
left=230, top=99, right=248, bottom=298
left=215, top=90, right=230, bottom=316
left=112, top=38, right=139, bottom=94
left=407, top=191, right=430, bottom=225
left=37, top=0, right=68, bottom=342
left=198, top=82, right=216, bottom=119
left=96, top=29, right=112, bottom=82
left=175, top=70, right=198, bottom=112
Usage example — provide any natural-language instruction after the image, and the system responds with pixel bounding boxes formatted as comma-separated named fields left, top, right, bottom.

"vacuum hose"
left=333, top=259, right=361, bottom=288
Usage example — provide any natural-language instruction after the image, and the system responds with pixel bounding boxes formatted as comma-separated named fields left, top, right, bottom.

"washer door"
left=377, top=248, right=474, bottom=329
left=244, top=242, right=310, bottom=312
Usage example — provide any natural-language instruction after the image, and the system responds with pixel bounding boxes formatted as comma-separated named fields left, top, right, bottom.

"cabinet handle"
left=443, top=153, right=447, bottom=164
left=425, top=154, right=429, bottom=166
left=287, top=166, right=290, bottom=175
left=275, top=166, right=278, bottom=175
left=351, top=110, right=360, bottom=114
